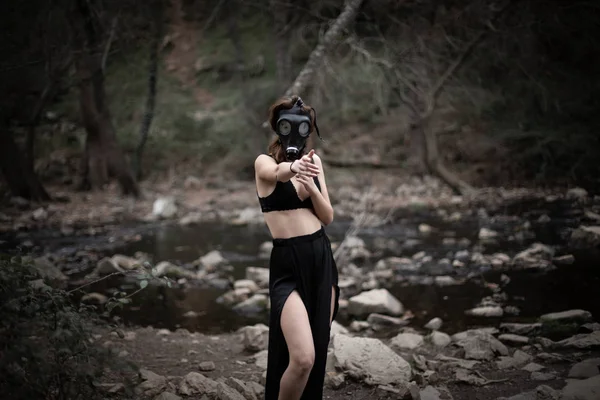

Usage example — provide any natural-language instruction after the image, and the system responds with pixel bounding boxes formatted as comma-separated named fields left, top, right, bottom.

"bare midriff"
left=262, top=209, right=322, bottom=239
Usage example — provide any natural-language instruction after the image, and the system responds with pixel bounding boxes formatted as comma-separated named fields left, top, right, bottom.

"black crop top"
left=258, top=177, right=322, bottom=213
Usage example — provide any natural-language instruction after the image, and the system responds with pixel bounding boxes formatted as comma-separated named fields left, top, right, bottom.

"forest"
left=1, top=0, right=600, bottom=399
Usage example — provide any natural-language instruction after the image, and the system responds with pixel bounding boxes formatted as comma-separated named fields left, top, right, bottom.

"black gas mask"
left=275, top=97, right=323, bottom=161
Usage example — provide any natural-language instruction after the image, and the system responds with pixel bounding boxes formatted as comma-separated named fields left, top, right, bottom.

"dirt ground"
left=94, top=323, right=599, bottom=400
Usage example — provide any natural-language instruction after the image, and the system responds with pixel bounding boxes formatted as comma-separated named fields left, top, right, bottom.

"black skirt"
left=264, top=227, right=340, bottom=400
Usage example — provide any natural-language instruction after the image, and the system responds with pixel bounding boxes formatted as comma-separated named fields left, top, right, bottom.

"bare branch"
left=101, top=16, right=118, bottom=73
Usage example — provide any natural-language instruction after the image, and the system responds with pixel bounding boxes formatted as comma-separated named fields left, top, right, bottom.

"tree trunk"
left=134, top=0, right=164, bottom=181
left=73, top=0, right=140, bottom=197
left=0, top=131, right=50, bottom=201
left=270, top=0, right=293, bottom=90
left=421, top=118, right=473, bottom=195
left=283, top=0, right=364, bottom=97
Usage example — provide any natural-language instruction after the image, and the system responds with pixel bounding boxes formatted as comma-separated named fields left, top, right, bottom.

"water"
left=60, top=202, right=599, bottom=336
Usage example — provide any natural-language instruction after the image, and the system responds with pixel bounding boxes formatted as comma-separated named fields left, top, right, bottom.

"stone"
left=512, top=243, right=554, bottom=270
left=391, top=332, right=425, bottom=350
left=425, top=317, right=443, bottom=331
left=179, top=372, right=218, bottom=396
left=465, top=306, right=503, bottom=317
left=479, top=228, right=499, bottom=240
left=430, top=331, right=451, bottom=348
left=453, top=329, right=508, bottom=360
left=199, top=361, right=215, bottom=371
left=367, top=313, right=408, bottom=327
left=497, top=350, right=532, bottom=369
left=531, top=371, right=556, bottom=381
left=499, top=334, right=530, bottom=345
left=245, top=267, right=269, bottom=288
left=154, top=393, right=182, bottom=400
left=252, top=350, right=268, bottom=369
left=332, top=334, right=412, bottom=385
left=330, top=321, right=349, bottom=338
left=568, top=358, right=600, bottom=379
left=216, top=382, right=246, bottom=400
left=420, top=385, right=454, bottom=400
left=233, top=279, right=259, bottom=292
left=522, top=363, right=545, bottom=372
left=239, top=324, right=269, bottom=352
left=500, top=322, right=542, bottom=335
left=152, top=197, right=177, bottom=219
left=569, top=226, right=600, bottom=249
left=558, top=331, right=600, bottom=349
left=553, top=254, right=575, bottom=265
left=561, top=375, right=600, bottom=400
left=540, top=309, right=593, bottom=323
left=348, top=289, right=404, bottom=317
left=135, top=369, right=167, bottom=397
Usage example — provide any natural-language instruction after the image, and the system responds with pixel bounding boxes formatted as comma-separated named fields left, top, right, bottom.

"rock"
left=569, top=226, right=600, bottom=249
left=420, top=385, right=453, bottom=400
left=349, top=321, right=370, bottom=332
left=430, top=331, right=451, bottom=348
left=553, top=254, right=575, bottom=265
left=184, top=175, right=202, bottom=189
left=558, top=331, right=600, bottom=349
left=367, top=313, right=409, bottom=328
left=330, top=321, right=349, bottom=338
left=568, top=358, right=600, bottom=379
left=239, top=324, right=269, bottom=352
left=479, top=228, right=499, bottom=240
left=32, top=207, right=48, bottom=221
left=152, top=197, right=178, bottom=219
left=153, top=261, right=197, bottom=280
left=245, top=267, right=269, bottom=288
left=434, top=276, right=460, bottom=286
left=154, top=393, right=181, bottom=400
left=231, top=207, right=263, bottom=225
left=31, top=257, right=68, bottom=287
left=419, top=224, right=433, bottom=234
left=581, top=323, right=600, bottom=333
left=540, top=309, right=593, bottom=324
left=454, top=368, right=487, bottom=386
left=216, top=382, right=245, bottom=400
left=531, top=371, right=556, bottom=381
left=425, top=317, right=443, bottom=331
left=500, top=322, right=542, bottom=335
left=252, top=350, right=268, bottom=369
left=348, top=288, right=404, bottom=317
left=258, top=241, right=273, bottom=259
left=499, top=334, right=530, bottom=345
left=226, top=377, right=258, bottom=400
left=179, top=212, right=202, bottom=226
left=232, top=294, right=268, bottom=315
left=453, top=329, right=508, bottom=360
left=135, top=369, right=167, bottom=397
left=465, top=306, right=503, bottom=317
left=376, top=257, right=419, bottom=273
left=332, top=334, right=412, bottom=385
left=199, top=361, right=215, bottom=371
left=435, top=354, right=479, bottom=370
left=561, top=375, right=600, bottom=400
left=512, top=243, right=555, bottom=270
left=391, top=332, right=425, bottom=350
left=179, top=372, right=218, bottom=396
left=200, top=250, right=227, bottom=268
left=522, top=363, right=545, bottom=372
left=497, top=350, right=532, bottom=369
left=567, top=187, right=588, bottom=202
left=325, top=372, right=345, bottom=390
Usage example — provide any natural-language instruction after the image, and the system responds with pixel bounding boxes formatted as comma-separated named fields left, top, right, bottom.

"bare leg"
left=330, top=286, right=336, bottom=326
left=279, top=291, right=315, bottom=400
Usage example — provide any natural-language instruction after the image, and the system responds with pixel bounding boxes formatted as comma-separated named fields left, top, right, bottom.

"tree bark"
left=0, top=131, right=51, bottom=201
left=134, top=0, right=164, bottom=181
left=73, top=0, right=140, bottom=197
left=283, top=0, right=364, bottom=97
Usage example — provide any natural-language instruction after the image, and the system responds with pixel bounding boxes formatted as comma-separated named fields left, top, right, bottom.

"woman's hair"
left=267, top=95, right=316, bottom=163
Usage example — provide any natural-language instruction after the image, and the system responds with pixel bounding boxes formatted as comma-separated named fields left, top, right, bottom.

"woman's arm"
left=298, top=154, right=334, bottom=225
left=254, top=154, right=297, bottom=183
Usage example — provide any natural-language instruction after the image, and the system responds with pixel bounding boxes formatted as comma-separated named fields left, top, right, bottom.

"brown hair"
left=267, top=95, right=317, bottom=164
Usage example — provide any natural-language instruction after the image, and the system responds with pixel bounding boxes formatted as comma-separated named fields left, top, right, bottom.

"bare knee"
left=290, top=349, right=315, bottom=374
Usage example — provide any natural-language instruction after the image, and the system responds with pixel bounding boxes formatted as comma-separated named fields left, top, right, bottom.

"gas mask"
left=275, top=97, right=323, bottom=161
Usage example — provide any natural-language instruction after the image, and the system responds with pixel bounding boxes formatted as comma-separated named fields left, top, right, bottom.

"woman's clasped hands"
left=293, top=149, right=320, bottom=194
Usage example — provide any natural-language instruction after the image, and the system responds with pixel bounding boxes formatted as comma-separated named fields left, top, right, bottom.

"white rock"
left=479, top=228, right=498, bottom=240
left=558, top=332, right=600, bottom=349
left=239, top=324, right=269, bottom=352
left=496, top=350, right=532, bottom=369
left=499, top=334, right=530, bottom=345
left=332, top=334, right=412, bottom=385
left=390, top=332, right=424, bottom=350
left=540, top=309, right=593, bottom=323
left=348, top=289, right=404, bottom=317
left=245, top=267, right=269, bottom=288
left=569, top=358, right=600, bottom=379
left=425, top=317, right=443, bottom=331
left=234, top=279, right=259, bottom=292
left=465, top=306, right=503, bottom=317
left=430, top=331, right=451, bottom=348
left=330, top=321, right=349, bottom=338
left=152, top=196, right=178, bottom=218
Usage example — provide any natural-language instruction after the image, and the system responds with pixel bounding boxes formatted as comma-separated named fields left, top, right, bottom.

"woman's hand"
left=291, top=149, right=320, bottom=178
left=296, top=172, right=319, bottom=195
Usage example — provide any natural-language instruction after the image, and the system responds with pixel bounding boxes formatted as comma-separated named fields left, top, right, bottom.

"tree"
left=0, top=131, right=51, bottom=201
left=385, top=1, right=513, bottom=195
left=133, top=0, right=165, bottom=181
left=270, top=0, right=293, bottom=90
left=71, top=0, right=140, bottom=197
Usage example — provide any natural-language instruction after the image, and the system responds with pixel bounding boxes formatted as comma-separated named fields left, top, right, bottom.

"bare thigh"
left=281, top=290, right=315, bottom=363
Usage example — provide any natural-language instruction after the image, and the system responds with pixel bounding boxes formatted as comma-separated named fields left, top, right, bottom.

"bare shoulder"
left=255, top=154, right=275, bottom=168
left=312, top=153, right=324, bottom=167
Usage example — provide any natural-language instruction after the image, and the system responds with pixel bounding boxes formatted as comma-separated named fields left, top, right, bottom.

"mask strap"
left=310, top=107, right=324, bottom=142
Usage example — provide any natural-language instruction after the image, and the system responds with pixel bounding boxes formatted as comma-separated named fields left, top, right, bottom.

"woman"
left=254, top=95, right=340, bottom=400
